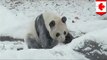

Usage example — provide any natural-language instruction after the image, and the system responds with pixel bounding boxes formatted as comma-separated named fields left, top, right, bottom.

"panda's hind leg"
left=26, top=35, right=42, bottom=49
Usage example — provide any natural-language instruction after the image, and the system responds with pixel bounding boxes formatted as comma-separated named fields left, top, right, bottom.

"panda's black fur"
left=25, top=12, right=74, bottom=49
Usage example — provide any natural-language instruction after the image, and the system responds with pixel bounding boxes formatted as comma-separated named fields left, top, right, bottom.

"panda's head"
left=49, top=16, right=68, bottom=43
left=43, top=12, right=69, bottom=43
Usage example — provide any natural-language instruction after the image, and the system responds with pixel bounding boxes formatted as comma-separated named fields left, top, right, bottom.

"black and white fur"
left=25, top=12, right=73, bottom=49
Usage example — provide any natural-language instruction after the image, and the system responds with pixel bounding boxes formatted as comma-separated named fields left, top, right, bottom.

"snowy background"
left=0, top=0, right=107, bottom=60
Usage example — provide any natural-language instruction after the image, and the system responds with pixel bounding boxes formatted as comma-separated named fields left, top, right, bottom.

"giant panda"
left=25, top=12, right=74, bottom=49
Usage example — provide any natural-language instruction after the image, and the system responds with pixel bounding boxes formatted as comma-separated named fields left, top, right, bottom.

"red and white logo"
left=96, top=0, right=106, bottom=16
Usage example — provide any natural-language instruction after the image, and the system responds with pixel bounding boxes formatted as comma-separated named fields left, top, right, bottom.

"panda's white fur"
left=25, top=12, right=73, bottom=49
left=26, top=20, right=39, bottom=42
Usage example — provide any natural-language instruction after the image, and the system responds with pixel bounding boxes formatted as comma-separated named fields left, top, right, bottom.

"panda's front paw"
left=63, top=33, right=74, bottom=44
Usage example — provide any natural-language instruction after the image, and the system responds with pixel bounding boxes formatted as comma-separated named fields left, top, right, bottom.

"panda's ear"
left=61, top=16, right=67, bottom=23
left=49, top=20, right=55, bottom=28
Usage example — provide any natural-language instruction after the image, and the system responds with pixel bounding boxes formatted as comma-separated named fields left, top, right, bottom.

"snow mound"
left=71, top=28, right=107, bottom=60
left=0, top=28, right=107, bottom=59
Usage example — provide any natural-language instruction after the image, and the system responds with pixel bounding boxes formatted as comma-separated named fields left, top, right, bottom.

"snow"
left=0, top=0, right=107, bottom=59
left=0, top=44, right=88, bottom=59
left=70, top=28, right=107, bottom=49
left=0, top=49, right=86, bottom=59
left=68, top=20, right=107, bottom=37
left=0, top=5, right=31, bottom=38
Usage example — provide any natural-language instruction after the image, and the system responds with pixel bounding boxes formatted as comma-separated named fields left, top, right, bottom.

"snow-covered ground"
left=0, top=0, right=107, bottom=60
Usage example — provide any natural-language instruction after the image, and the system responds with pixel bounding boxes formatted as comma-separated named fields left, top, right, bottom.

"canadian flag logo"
left=96, top=0, right=106, bottom=16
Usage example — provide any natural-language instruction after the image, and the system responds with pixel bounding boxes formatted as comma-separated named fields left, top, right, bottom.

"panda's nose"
left=61, top=36, right=65, bottom=41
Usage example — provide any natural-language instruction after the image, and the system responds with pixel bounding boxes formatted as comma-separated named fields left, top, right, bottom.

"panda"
left=25, top=12, right=74, bottom=49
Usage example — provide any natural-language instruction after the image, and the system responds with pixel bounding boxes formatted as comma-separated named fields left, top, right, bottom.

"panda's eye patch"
left=64, top=31, right=66, bottom=35
left=49, top=20, right=55, bottom=28
left=56, top=33, right=60, bottom=37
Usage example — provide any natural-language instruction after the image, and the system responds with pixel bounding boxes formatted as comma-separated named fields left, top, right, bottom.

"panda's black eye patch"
left=64, top=31, right=66, bottom=35
left=49, top=20, right=55, bottom=28
left=56, top=33, right=60, bottom=37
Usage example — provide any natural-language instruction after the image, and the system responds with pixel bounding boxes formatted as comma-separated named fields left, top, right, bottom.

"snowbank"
left=70, top=28, right=107, bottom=60
left=0, top=49, right=87, bottom=59
left=0, top=28, right=107, bottom=59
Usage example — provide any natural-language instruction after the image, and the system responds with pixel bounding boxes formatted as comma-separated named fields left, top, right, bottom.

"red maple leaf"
left=98, top=3, right=105, bottom=11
